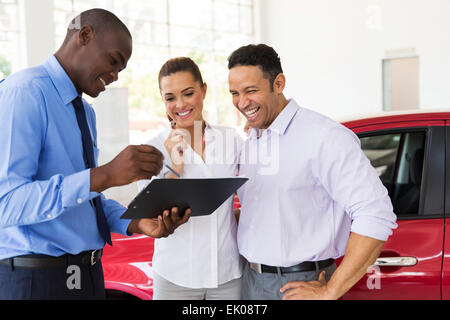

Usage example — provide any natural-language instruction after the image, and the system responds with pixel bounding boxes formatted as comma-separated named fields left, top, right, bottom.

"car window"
left=360, top=132, right=426, bottom=216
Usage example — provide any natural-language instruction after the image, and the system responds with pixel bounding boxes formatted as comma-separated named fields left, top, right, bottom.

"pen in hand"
left=165, top=164, right=181, bottom=178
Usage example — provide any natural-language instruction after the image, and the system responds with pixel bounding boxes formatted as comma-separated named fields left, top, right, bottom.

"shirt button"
left=77, top=198, right=83, bottom=204
left=47, top=214, right=52, bottom=219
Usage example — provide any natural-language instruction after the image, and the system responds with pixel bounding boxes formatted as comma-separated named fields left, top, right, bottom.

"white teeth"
left=177, top=110, right=191, bottom=117
left=245, top=107, right=259, bottom=117
left=99, top=78, right=106, bottom=86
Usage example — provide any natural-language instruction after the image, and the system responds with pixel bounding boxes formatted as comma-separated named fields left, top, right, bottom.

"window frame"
left=445, top=125, right=450, bottom=218
left=357, top=126, right=445, bottom=221
left=359, top=132, right=402, bottom=186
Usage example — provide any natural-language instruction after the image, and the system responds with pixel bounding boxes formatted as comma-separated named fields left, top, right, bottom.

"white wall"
left=19, top=0, right=55, bottom=68
left=259, top=0, right=450, bottom=119
left=93, top=87, right=136, bottom=207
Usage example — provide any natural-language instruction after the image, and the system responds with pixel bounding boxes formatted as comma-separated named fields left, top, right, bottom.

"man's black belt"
left=0, top=249, right=103, bottom=269
left=250, top=258, right=335, bottom=274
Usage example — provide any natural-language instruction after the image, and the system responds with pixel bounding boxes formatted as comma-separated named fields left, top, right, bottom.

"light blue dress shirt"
left=237, top=99, right=398, bottom=267
left=0, top=55, right=131, bottom=260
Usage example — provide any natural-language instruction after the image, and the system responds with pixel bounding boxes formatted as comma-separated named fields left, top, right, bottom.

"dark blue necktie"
left=72, top=97, right=112, bottom=246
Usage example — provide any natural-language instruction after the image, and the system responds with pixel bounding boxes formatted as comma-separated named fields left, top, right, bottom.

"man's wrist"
left=323, top=284, right=340, bottom=300
left=167, top=165, right=183, bottom=179
left=90, top=166, right=111, bottom=193
left=126, top=219, right=141, bottom=235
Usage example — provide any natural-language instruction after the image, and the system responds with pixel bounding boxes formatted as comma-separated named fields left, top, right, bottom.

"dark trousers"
left=0, top=259, right=105, bottom=300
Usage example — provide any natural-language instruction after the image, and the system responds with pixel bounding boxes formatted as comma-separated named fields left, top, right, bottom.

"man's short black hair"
left=62, top=8, right=132, bottom=46
left=228, top=44, right=283, bottom=90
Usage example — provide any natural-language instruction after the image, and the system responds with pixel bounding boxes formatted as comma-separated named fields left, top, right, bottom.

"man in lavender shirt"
left=228, top=44, right=398, bottom=300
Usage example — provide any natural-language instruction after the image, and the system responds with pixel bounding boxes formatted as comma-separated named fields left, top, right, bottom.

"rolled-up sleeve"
left=316, top=126, right=398, bottom=241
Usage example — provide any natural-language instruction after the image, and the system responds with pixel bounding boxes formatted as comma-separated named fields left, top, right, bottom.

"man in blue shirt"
left=0, top=9, right=190, bottom=300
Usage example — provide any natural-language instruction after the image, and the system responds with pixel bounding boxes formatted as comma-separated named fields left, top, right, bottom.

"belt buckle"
left=249, top=262, right=262, bottom=274
left=90, top=249, right=101, bottom=266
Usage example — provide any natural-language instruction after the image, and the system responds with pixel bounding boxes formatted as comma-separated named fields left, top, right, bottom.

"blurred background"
left=1, top=0, right=449, bottom=204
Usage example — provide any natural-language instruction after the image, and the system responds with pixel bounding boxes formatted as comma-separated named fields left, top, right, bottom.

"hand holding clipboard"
left=126, top=205, right=191, bottom=238
left=121, top=177, right=248, bottom=220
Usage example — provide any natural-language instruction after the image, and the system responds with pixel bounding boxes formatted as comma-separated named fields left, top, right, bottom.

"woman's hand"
left=164, top=129, right=189, bottom=176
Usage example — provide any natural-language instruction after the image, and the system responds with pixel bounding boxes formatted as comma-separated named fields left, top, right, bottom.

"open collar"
left=249, top=99, right=301, bottom=138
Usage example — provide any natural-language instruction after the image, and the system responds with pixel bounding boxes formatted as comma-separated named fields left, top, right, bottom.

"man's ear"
left=273, top=73, right=286, bottom=94
left=77, top=25, right=94, bottom=46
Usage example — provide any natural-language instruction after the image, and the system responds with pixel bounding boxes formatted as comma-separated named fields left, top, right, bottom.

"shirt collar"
left=249, top=99, right=301, bottom=138
left=43, top=55, right=79, bottom=105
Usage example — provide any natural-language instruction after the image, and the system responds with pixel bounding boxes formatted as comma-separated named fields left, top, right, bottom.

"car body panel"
left=341, top=111, right=450, bottom=130
left=103, top=233, right=155, bottom=300
left=340, top=218, right=444, bottom=300
left=340, top=118, right=446, bottom=300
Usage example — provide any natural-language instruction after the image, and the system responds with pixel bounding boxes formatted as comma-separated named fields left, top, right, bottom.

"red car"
left=102, top=110, right=450, bottom=300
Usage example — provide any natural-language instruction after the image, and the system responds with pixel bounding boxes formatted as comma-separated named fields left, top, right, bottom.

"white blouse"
left=137, top=123, right=244, bottom=288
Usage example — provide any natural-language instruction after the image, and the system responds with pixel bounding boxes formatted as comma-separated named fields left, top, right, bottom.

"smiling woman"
left=159, top=57, right=206, bottom=131
left=134, top=56, right=244, bottom=300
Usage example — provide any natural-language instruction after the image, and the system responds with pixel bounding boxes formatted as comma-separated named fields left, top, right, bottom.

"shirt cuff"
left=100, top=196, right=134, bottom=236
left=350, top=215, right=397, bottom=241
left=61, top=169, right=98, bottom=209
left=113, top=217, right=133, bottom=237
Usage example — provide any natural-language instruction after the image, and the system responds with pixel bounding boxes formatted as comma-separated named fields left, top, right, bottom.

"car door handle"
left=374, top=257, right=418, bottom=267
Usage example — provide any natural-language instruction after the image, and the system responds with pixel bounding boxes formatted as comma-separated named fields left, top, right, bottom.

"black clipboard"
left=120, top=177, right=248, bottom=219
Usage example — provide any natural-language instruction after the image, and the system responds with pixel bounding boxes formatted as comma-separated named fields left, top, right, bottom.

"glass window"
left=360, top=131, right=426, bottom=216
left=53, top=0, right=254, bottom=137
left=0, top=0, right=19, bottom=79
left=169, top=0, right=212, bottom=29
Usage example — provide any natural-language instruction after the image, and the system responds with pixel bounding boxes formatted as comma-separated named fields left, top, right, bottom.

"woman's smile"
left=175, top=109, right=194, bottom=120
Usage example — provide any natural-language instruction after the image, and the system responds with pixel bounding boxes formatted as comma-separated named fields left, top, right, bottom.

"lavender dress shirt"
left=237, top=99, right=398, bottom=267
